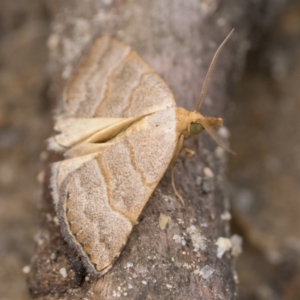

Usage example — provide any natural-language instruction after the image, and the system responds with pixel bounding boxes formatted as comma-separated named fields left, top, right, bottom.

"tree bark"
left=27, top=0, right=291, bottom=299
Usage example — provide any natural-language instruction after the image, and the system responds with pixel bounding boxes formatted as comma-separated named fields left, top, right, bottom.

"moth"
left=49, top=31, right=233, bottom=277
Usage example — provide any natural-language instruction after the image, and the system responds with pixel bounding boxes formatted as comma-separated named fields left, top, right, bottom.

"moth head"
left=185, top=111, right=232, bottom=152
left=189, top=116, right=221, bottom=135
left=189, top=114, right=221, bottom=134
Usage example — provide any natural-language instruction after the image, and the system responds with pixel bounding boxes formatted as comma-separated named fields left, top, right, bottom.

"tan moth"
left=49, top=31, right=233, bottom=277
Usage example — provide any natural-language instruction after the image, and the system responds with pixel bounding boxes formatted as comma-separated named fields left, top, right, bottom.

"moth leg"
left=171, top=134, right=185, bottom=166
left=170, top=134, right=185, bottom=205
left=171, top=166, right=185, bottom=205
left=182, top=147, right=195, bottom=159
left=181, top=147, right=195, bottom=173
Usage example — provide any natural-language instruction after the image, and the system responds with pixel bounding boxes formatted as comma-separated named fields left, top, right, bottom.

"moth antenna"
left=196, top=29, right=234, bottom=111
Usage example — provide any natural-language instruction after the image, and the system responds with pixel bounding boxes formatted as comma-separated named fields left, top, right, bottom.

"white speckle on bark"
left=203, top=167, right=214, bottom=178
left=59, top=267, right=67, bottom=278
left=221, top=211, right=232, bottom=221
left=187, top=226, right=206, bottom=251
left=215, top=146, right=225, bottom=158
left=112, top=290, right=121, bottom=298
left=200, top=265, right=215, bottom=279
left=173, top=234, right=186, bottom=246
left=53, top=216, right=59, bottom=226
left=22, top=265, right=31, bottom=274
left=216, top=237, right=232, bottom=258
left=218, top=126, right=230, bottom=139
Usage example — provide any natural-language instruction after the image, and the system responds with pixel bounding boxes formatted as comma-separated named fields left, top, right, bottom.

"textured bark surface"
left=26, top=0, right=291, bottom=299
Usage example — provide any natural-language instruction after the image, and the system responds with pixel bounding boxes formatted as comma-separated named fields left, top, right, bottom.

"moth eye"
left=190, top=122, right=203, bottom=135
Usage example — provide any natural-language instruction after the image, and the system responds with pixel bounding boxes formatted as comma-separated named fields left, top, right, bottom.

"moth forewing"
left=51, top=108, right=178, bottom=276
left=64, top=142, right=114, bottom=158
left=50, top=153, right=99, bottom=207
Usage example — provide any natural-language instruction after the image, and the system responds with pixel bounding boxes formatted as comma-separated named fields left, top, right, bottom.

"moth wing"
left=63, top=35, right=176, bottom=118
left=51, top=108, right=179, bottom=276
left=48, top=116, right=140, bottom=152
